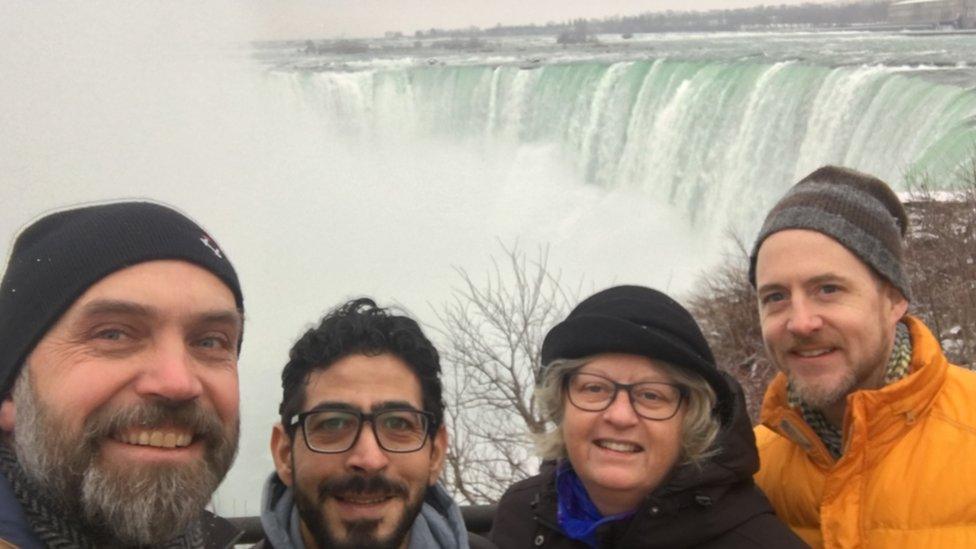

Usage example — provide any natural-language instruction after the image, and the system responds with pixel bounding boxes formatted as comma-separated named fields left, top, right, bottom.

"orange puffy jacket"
left=754, top=316, right=976, bottom=548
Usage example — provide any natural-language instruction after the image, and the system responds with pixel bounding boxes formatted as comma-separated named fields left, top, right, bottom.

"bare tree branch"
left=687, top=163, right=976, bottom=424
left=435, top=242, right=578, bottom=504
left=438, top=173, right=976, bottom=505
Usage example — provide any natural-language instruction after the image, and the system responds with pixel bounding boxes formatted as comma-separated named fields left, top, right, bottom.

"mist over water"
left=4, top=3, right=976, bottom=515
left=1, top=4, right=710, bottom=515
left=269, top=38, right=976, bottom=238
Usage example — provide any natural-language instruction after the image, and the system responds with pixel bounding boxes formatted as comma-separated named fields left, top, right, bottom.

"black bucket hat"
left=541, top=285, right=733, bottom=424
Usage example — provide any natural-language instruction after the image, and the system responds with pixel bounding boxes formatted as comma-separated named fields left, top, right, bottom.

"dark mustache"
left=319, top=474, right=409, bottom=501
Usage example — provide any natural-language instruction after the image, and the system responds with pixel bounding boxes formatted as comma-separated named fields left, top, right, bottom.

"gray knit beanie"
left=748, top=165, right=911, bottom=301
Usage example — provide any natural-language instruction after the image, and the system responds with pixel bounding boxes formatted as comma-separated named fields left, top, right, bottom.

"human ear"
left=0, top=397, right=14, bottom=434
left=885, top=283, right=909, bottom=325
left=427, top=425, right=448, bottom=486
left=271, top=423, right=295, bottom=487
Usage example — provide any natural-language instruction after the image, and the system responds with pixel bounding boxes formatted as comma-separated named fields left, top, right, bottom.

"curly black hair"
left=278, top=297, right=444, bottom=432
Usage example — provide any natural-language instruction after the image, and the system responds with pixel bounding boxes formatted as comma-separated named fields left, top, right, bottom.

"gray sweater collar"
left=259, top=472, right=470, bottom=549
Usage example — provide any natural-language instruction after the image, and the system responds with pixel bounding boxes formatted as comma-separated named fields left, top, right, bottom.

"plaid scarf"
left=0, top=444, right=204, bottom=549
left=788, top=322, right=913, bottom=459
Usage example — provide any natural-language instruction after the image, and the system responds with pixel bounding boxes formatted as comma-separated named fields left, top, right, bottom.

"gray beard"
left=11, top=368, right=239, bottom=546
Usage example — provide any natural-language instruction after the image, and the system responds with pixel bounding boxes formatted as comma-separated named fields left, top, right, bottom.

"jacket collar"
left=259, top=472, right=469, bottom=549
left=532, top=372, right=773, bottom=546
left=200, top=511, right=244, bottom=549
left=760, top=316, right=948, bottom=466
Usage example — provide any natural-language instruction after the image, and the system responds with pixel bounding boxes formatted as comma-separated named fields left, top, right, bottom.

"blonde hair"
left=534, top=356, right=721, bottom=466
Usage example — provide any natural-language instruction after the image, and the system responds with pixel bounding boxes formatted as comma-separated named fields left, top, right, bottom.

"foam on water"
left=4, top=5, right=976, bottom=515
left=274, top=55, right=976, bottom=241
left=1, top=4, right=716, bottom=516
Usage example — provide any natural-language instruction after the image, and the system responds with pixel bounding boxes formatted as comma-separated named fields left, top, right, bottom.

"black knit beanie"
left=748, top=165, right=911, bottom=301
left=0, top=201, right=244, bottom=397
left=541, top=285, right=734, bottom=424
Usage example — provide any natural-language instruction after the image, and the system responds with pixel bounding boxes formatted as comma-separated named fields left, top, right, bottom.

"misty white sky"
left=1, top=1, right=733, bottom=512
left=251, top=0, right=839, bottom=40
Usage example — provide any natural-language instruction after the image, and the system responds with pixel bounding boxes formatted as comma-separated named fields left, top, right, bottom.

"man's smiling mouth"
left=112, top=428, right=194, bottom=448
left=793, top=348, right=835, bottom=358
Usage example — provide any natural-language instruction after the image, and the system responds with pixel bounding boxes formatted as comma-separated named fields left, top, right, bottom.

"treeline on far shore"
left=411, top=1, right=889, bottom=39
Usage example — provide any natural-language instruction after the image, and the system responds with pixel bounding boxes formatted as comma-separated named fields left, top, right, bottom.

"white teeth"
left=114, top=430, right=194, bottom=449
left=343, top=496, right=390, bottom=505
left=596, top=440, right=641, bottom=453
left=796, top=349, right=831, bottom=358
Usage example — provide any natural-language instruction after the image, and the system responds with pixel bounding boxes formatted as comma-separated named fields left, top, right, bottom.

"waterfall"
left=270, top=58, right=976, bottom=236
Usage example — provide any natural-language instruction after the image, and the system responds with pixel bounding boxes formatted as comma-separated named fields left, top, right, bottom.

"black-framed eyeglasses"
left=565, top=371, right=687, bottom=421
left=290, top=408, right=435, bottom=454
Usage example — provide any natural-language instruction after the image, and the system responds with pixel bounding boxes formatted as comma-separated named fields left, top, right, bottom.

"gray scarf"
left=0, top=444, right=204, bottom=549
left=788, top=321, right=913, bottom=459
left=260, top=472, right=470, bottom=549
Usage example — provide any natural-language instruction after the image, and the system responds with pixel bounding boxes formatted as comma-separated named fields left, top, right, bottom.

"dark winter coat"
left=489, top=373, right=807, bottom=548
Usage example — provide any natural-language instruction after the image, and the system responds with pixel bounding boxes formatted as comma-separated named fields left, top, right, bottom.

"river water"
left=260, top=31, right=976, bottom=239
left=3, top=20, right=976, bottom=515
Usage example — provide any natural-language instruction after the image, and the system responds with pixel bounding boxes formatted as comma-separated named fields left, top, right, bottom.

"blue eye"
left=97, top=329, right=125, bottom=340
left=197, top=335, right=229, bottom=349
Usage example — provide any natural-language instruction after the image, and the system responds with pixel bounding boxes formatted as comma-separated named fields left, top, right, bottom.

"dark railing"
left=227, top=504, right=497, bottom=544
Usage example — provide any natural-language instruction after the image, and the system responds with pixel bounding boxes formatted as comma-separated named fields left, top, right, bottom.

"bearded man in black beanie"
left=0, top=201, right=245, bottom=548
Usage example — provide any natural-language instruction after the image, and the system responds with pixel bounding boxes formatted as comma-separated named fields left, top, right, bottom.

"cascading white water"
left=7, top=10, right=976, bottom=517
left=272, top=57, right=976, bottom=237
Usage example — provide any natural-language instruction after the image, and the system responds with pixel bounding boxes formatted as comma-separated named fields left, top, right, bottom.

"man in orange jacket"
left=749, top=165, right=976, bottom=548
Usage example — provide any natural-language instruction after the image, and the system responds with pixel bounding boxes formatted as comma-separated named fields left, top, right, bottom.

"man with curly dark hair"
left=257, top=298, right=480, bottom=549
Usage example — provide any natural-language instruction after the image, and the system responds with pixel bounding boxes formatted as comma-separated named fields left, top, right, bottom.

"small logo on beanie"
left=200, top=235, right=223, bottom=259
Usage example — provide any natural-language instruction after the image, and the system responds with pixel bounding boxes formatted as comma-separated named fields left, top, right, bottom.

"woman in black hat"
left=489, top=285, right=804, bottom=548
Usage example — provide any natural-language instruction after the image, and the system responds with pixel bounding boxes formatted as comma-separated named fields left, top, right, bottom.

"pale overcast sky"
left=250, top=0, right=839, bottom=40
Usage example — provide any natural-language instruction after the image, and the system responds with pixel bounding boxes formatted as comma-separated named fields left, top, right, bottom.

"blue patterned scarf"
left=555, top=461, right=635, bottom=548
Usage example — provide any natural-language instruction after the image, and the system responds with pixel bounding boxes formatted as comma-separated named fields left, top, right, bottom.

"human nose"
left=786, top=297, right=823, bottom=336
left=133, top=335, right=203, bottom=402
left=602, top=388, right=639, bottom=427
left=345, top=421, right=390, bottom=473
